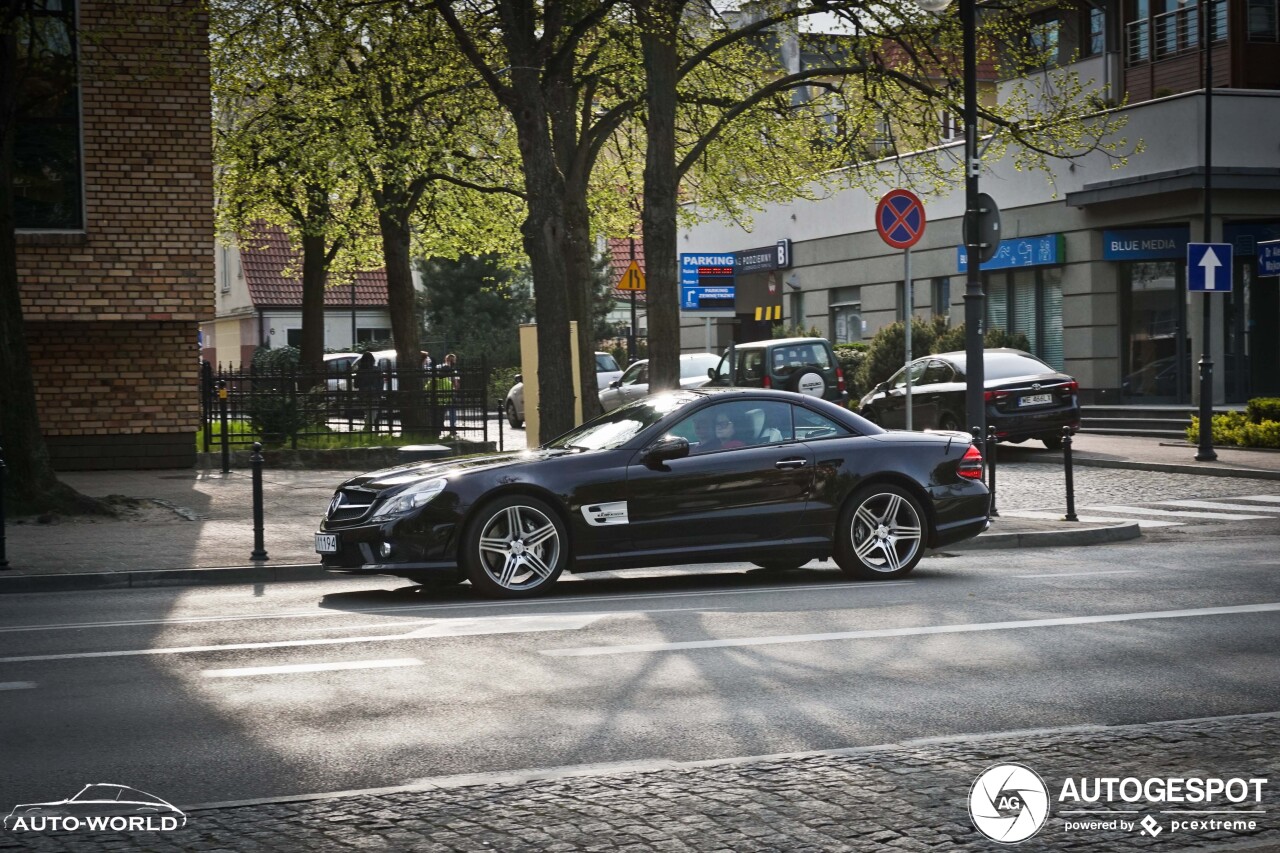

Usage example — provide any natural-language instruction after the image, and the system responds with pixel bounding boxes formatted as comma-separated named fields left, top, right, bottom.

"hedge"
left=1187, top=405, right=1280, bottom=449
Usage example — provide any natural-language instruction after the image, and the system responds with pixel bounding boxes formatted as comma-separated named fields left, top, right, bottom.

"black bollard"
left=1063, top=426, right=1079, bottom=522
left=986, top=426, right=999, bottom=517
left=219, top=380, right=230, bottom=475
left=0, top=444, right=9, bottom=569
left=250, top=441, right=268, bottom=562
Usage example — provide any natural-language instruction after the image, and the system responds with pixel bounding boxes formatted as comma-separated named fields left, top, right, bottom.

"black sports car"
left=316, top=389, right=990, bottom=598
left=857, top=349, right=1081, bottom=449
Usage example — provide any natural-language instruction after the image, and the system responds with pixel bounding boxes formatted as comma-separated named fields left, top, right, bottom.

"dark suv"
left=706, top=337, right=848, bottom=405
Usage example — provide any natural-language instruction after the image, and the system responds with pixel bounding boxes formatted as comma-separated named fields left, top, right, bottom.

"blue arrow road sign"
left=1259, top=239, right=1280, bottom=278
left=1187, top=243, right=1233, bottom=292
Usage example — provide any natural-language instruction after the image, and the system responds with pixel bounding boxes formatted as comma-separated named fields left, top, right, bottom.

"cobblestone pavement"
left=992, top=462, right=1277, bottom=513
left=5, top=714, right=1277, bottom=852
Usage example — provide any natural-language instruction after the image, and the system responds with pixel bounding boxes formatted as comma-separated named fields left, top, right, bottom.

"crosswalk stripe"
left=1157, top=499, right=1280, bottom=513
left=202, top=658, right=422, bottom=678
left=1229, top=495, right=1280, bottom=503
left=997, top=510, right=1182, bottom=527
left=0, top=682, right=37, bottom=691
left=1084, top=505, right=1274, bottom=521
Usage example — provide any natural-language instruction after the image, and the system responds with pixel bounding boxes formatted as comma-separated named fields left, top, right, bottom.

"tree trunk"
left=299, top=230, right=327, bottom=378
left=562, top=180, right=602, bottom=421
left=641, top=0, right=683, bottom=392
left=377, top=204, right=427, bottom=431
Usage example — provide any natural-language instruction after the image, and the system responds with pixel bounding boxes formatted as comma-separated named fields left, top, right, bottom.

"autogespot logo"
left=969, top=763, right=1051, bottom=844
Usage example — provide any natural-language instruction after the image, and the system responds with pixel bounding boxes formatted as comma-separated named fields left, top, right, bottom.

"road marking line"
left=202, top=658, right=422, bottom=678
left=541, top=602, right=1280, bottom=657
left=0, top=613, right=607, bottom=664
left=1157, top=499, right=1280, bottom=513
left=995, top=509, right=1182, bottom=527
left=0, top=681, right=36, bottom=690
left=0, top=581, right=911, bottom=635
left=180, top=710, right=1280, bottom=812
left=1015, top=570, right=1143, bottom=578
left=1084, top=505, right=1274, bottom=521
left=1228, top=495, right=1280, bottom=503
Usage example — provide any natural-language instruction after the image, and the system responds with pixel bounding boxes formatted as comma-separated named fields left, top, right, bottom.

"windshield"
left=681, top=354, right=720, bottom=378
left=543, top=392, right=694, bottom=451
left=595, top=353, right=620, bottom=372
left=946, top=352, right=1053, bottom=380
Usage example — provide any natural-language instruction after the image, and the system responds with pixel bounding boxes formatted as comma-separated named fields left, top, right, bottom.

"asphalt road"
left=1, top=527, right=1277, bottom=812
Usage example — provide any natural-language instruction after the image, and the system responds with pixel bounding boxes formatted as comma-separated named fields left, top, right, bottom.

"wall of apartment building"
left=16, top=1, right=213, bottom=470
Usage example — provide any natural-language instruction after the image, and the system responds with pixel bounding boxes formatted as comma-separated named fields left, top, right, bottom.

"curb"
left=948, top=521, right=1141, bottom=550
left=1070, top=456, right=1280, bottom=480
left=0, top=563, right=333, bottom=595
left=0, top=524, right=1140, bottom=594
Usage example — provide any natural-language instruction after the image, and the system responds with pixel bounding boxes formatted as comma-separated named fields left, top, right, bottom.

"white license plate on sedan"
left=1019, top=393, right=1054, bottom=407
left=314, top=533, right=339, bottom=553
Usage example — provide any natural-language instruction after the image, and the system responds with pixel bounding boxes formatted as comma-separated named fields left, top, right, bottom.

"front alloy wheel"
left=835, top=485, right=927, bottom=580
left=464, top=496, right=566, bottom=598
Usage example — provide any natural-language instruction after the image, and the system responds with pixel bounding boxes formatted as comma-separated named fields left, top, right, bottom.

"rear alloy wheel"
left=506, top=400, right=523, bottom=429
left=1041, top=433, right=1064, bottom=450
left=464, top=495, right=566, bottom=598
left=787, top=364, right=829, bottom=397
left=835, top=484, right=927, bottom=580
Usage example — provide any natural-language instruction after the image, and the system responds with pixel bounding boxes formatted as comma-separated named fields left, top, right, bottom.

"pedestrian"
left=438, top=352, right=459, bottom=435
left=420, top=350, right=433, bottom=370
left=354, top=351, right=382, bottom=431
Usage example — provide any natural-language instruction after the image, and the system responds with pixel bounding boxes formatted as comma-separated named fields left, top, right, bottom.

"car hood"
left=339, top=448, right=572, bottom=492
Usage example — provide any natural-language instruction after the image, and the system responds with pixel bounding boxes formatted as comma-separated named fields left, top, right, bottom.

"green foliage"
left=245, top=390, right=324, bottom=446
left=251, top=345, right=300, bottom=373
left=1246, top=397, right=1280, bottom=424
left=1187, top=412, right=1280, bottom=448
left=934, top=323, right=1031, bottom=354
left=833, top=343, right=870, bottom=400
left=854, top=318, right=942, bottom=393
left=489, top=366, right=522, bottom=410
left=773, top=323, right=823, bottom=339
left=417, top=254, right=533, bottom=368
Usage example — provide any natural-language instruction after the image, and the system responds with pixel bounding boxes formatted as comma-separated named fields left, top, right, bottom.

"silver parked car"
left=599, top=352, right=719, bottom=412
left=505, top=351, right=623, bottom=428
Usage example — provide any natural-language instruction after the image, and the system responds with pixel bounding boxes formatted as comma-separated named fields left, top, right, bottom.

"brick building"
left=14, top=1, right=213, bottom=470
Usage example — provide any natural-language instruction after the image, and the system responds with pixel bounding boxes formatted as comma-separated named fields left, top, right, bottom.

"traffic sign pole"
left=905, top=247, right=913, bottom=430
left=876, top=189, right=927, bottom=432
left=1187, top=242, right=1231, bottom=462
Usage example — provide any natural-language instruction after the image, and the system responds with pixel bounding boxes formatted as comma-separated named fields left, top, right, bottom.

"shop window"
left=13, top=0, right=82, bottom=230
left=932, top=277, right=951, bottom=321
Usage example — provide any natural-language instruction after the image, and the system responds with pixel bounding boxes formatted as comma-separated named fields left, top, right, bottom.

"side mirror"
left=513, top=374, right=522, bottom=384
left=707, top=368, right=716, bottom=380
left=642, top=435, right=690, bottom=467
left=609, top=379, right=622, bottom=389
left=875, top=381, right=888, bottom=392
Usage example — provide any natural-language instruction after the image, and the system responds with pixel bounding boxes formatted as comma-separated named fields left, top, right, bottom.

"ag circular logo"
left=969, top=763, right=1050, bottom=844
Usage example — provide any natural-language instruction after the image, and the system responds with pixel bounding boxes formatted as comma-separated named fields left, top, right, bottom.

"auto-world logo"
left=4, top=783, right=186, bottom=833
left=969, top=763, right=1051, bottom=843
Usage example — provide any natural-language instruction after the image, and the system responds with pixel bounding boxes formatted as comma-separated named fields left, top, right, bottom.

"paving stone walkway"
left=6, top=714, right=1277, bottom=852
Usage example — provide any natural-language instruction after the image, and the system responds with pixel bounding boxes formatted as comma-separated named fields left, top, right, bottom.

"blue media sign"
left=681, top=253, right=736, bottom=311
left=958, top=233, right=1063, bottom=272
left=1256, top=240, right=1280, bottom=278
left=1102, top=227, right=1189, bottom=260
left=1187, top=243, right=1233, bottom=292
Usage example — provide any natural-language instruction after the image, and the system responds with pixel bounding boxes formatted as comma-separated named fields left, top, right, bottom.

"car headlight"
left=370, top=478, right=447, bottom=522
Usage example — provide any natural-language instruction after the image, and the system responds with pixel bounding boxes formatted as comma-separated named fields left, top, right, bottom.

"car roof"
left=731, top=336, right=829, bottom=350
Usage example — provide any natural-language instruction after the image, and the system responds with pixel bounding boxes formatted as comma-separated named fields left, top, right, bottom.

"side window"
left=892, top=361, right=927, bottom=389
left=620, top=363, right=645, bottom=385
left=736, top=351, right=767, bottom=384
left=794, top=406, right=852, bottom=441
left=921, top=360, right=953, bottom=385
left=672, top=400, right=790, bottom=453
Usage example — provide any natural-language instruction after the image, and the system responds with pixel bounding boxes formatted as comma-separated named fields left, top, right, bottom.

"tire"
left=937, top=412, right=960, bottom=432
left=463, top=495, right=567, bottom=598
left=834, top=484, right=927, bottom=580
left=787, top=364, right=829, bottom=397
left=1041, top=433, right=1064, bottom=450
left=506, top=400, right=523, bottom=429
left=752, top=560, right=811, bottom=572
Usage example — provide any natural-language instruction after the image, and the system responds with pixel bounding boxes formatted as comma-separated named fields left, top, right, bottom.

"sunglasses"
left=715, top=420, right=732, bottom=428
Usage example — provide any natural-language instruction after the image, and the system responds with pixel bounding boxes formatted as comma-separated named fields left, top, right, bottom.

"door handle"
left=775, top=458, right=807, bottom=469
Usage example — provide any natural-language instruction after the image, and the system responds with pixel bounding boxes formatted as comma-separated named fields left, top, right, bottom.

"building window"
left=829, top=286, right=862, bottom=345
left=932, top=277, right=950, bottom=321
left=286, top=328, right=303, bottom=348
left=983, top=269, right=1063, bottom=369
left=1088, top=7, right=1107, bottom=55
left=1249, top=0, right=1279, bottom=41
left=13, top=0, right=82, bottom=230
left=789, top=291, right=805, bottom=329
left=357, top=327, right=391, bottom=344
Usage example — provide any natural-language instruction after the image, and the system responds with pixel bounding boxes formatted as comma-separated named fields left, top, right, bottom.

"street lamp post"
left=1194, top=0, right=1217, bottom=462
left=918, top=0, right=986, bottom=446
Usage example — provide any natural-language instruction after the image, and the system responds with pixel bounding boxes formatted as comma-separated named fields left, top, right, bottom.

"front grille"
left=327, top=487, right=378, bottom=523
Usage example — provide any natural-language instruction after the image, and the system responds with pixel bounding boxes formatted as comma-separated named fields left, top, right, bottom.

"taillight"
left=983, top=390, right=1010, bottom=403
left=958, top=445, right=984, bottom=480
left=1062, top=381, right=1079, bottom=394
left=836, top=366, right=846, bottom=393
left=762, top=375, right=772, bottom=389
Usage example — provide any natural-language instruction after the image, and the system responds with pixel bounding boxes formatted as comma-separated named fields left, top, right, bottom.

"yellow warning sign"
left=754, top=305, right=782, bottom=321
left=618, top=260, right=646, bottom=291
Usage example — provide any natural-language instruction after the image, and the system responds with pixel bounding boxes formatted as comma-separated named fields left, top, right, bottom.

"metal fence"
left=201, top=358, right=501, bottom=451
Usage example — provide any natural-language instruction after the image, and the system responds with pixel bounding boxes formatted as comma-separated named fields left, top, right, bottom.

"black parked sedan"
left=316, top=389, right=990, bottom=598
left=857, top=349, right=1081, bottom=449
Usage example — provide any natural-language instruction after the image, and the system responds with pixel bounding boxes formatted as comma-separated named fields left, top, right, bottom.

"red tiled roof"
left=607, top=236, right=647, bottom=303
left=240, top=224, right=388, bottom=308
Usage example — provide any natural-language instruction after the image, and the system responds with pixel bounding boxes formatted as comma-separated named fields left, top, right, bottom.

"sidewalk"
left=1, top=433, right=1277, bottom=594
